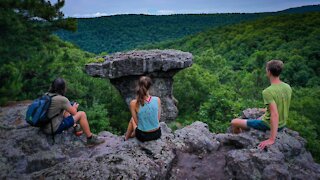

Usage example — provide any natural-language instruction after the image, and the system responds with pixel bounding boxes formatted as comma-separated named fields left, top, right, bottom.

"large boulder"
left=85, top=49, right=193, bottom=122
left=1, top=103, right=319, bottom=179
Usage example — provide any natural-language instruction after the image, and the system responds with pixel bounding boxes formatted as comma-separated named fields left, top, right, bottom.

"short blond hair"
left=266, top=60, right=283, bottom=77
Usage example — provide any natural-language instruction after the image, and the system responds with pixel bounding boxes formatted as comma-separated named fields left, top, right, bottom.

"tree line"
left=1, top=1, right=319, bottom=162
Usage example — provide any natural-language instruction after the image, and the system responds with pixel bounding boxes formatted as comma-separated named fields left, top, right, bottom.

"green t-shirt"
left=262, top=82, right=292, bottom=128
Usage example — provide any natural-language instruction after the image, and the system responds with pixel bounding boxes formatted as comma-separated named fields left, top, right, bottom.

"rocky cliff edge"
left=0, top=102, right=319, bottom=179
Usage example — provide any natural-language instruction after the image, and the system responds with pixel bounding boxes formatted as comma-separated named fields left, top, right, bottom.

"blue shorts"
left=55, top=115, right=75, bottom=134
left=246, top=119, right=284, bottom=132
left=246, top=119, right=269, bottom=131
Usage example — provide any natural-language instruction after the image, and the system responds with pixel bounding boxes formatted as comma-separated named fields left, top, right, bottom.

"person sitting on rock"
left=43, top=77, right=105, bottom=146
left=125, top=76, right=162, bottom=142
left=231, top=60, right=292, bottom=150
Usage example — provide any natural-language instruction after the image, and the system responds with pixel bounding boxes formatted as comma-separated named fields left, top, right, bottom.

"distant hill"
left=144, top=12, right=320, bottom=162
left=56, top=5, right=320, bottom=54
left=278, top=4, right=320, bottom=14
left=2, top=2, right=320, bottom=163
left=56, top=13, right=268, bottom=54
left=145, top=12, right=320, bottom=87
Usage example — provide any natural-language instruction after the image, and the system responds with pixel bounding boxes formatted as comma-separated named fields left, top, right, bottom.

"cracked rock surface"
left=1, top=103, right=319, bottom=179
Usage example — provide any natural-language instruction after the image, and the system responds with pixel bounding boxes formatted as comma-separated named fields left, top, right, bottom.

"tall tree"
left=0, top=0, right=77, bottom=103
left=0, top=0, right=77, bottom=63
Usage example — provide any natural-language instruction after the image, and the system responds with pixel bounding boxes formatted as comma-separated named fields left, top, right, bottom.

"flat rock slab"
left=85, top=49, right=193, bottom=79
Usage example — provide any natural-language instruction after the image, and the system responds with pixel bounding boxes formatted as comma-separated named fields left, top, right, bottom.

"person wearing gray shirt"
left=43, top=78, right=105, bottom=146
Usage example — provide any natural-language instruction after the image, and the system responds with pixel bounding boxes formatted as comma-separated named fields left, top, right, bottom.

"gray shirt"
left=43, top=93, right=71, bottom=134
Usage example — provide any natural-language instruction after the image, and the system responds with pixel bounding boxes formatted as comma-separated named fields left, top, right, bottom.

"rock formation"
left=1, top=103, right=320, bottom=179
left=85, top=49, right=193, bottom=122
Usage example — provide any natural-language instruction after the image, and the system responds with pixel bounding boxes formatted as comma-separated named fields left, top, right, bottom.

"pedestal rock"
left=85, top=49, right=193, bottom=122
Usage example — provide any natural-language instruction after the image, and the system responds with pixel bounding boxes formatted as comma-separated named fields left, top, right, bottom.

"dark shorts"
left=135, top=127, right=161, bottom=142
left=55, top=115, right=75, bottom=134
left=246, top=119, right=284, bottom=132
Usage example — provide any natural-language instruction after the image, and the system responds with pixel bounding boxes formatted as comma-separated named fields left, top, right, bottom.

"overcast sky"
left=59, top=0, right=320, bottom=18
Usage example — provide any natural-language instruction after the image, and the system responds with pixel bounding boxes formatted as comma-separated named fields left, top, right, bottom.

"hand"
left=73, top=102, right=79, bottom=109
left=258, top=138, right=275, bottom=150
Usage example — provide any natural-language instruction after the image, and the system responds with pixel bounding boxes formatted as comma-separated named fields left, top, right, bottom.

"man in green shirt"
left=231, top=60, right=292, bottom=150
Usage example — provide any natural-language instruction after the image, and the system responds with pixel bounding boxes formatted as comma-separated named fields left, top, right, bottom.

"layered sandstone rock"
left=85, top=49, right=193, bottom=122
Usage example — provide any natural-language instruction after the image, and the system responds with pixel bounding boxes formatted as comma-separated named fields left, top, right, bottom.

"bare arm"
left=258, top=102, right=278, bottom=149
left=158, top=97, right=161, bottom=121
left=268, top=102, right=279, bottom=141
left=65, top=103, right=79, bottom=116
left=130, top=100, right=138, bottom=125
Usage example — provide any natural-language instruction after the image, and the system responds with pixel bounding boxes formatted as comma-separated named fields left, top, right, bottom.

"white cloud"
left=69, top=10, right=178, bottom=18
left=156, top=10, right=175, bottom=15
left=71, top=12, right=109, bottom=18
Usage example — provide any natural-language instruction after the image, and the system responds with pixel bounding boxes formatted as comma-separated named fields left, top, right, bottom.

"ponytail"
left=136, top=76, right=152, bottom=108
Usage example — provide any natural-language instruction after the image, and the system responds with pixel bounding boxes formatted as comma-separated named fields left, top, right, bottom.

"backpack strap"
left=47, top=93, right=58, bottom=145
left=51, top=120, right=55, bottom=145
left=47, top=93, right=62, bottom=120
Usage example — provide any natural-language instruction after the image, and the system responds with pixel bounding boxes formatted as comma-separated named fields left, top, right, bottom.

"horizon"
left=56, top=0, right=320, bottom=18
left=66, top=6, right=319, bottom=20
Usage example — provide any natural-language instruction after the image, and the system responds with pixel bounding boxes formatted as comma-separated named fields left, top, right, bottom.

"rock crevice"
left=1, top=104, right=319, bottom=179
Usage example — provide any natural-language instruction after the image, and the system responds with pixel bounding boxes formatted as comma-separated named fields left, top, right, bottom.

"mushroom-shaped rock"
left=85, top=49, right=193, bottom=122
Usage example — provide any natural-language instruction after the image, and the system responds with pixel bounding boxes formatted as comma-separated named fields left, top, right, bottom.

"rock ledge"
left=1, top=103, right=319, bottom=179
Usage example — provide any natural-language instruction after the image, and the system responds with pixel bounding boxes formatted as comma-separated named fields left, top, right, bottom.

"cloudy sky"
left=59, top=0, right=320, bottom=18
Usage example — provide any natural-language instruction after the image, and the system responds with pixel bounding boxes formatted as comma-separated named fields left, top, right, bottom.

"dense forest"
left=0, top=1, right=319, bottom=162
left=55, top=4, right=320, bottom=54
left=0, top=0, right=129, bottom=133
left=56, top=13, right=268, bottom=54
left=144, top=12, right=320, bottom=161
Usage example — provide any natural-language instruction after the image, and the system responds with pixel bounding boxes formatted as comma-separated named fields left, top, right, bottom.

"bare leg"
left=231, top=118, right=248, bottom=134
left=125, top=118, right=137, bottom=140
left=73, top=111, right=92, bottom=138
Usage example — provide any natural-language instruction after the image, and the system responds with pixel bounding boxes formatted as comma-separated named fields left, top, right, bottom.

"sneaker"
left=73, top=124, right=83, bottom=136
left=87, top=134, right=105, bottom=147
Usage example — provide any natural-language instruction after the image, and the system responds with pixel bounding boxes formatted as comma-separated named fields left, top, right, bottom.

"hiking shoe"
left=87, top=134, right=105, bottom=147
left=73, top=124, right=83, bottom=136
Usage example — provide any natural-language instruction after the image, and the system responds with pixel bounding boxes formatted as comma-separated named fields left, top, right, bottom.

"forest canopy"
left=0, top=2, right=319, bottom=162
left=55, top=5, right=320, bottom=54
left=144, top=12, right=320, bottom=161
